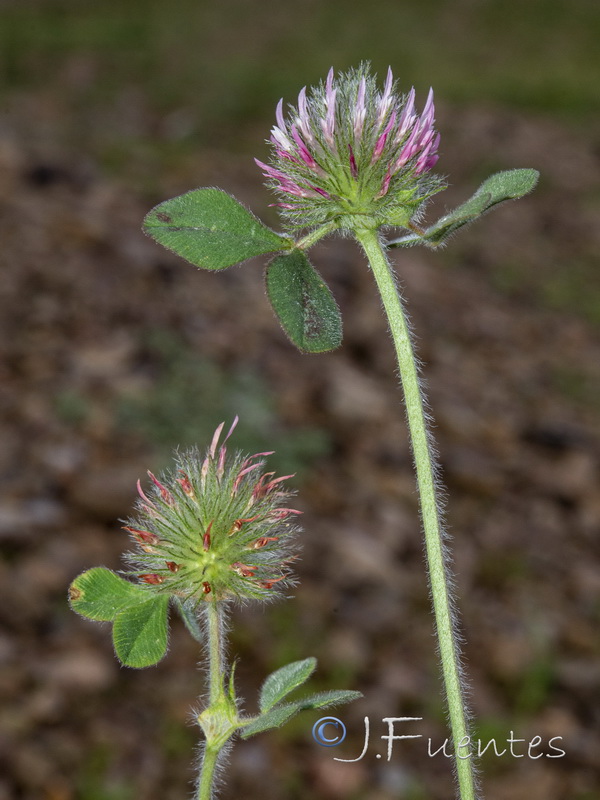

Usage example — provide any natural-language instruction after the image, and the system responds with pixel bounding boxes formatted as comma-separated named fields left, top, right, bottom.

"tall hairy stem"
left=355, top=227, right=479, bottom=800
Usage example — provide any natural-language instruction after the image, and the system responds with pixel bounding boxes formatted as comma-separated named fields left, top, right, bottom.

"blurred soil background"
left=1, top=1, right=599, bottom=798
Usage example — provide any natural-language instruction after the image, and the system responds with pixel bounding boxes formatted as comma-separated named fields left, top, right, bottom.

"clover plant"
left=72, top=63, right=538, bottom=800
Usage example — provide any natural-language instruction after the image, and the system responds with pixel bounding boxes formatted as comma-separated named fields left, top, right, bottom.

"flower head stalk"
left=124, top=417, right=301, bottom=605
left=256, top=64, right=445, bottom=231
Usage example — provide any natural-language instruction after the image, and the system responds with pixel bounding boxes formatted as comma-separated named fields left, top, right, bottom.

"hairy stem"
left=196, top=599, right=231, bottom=800
left=207, top=597, right=224, bottom=704
left=197, top=745, right=220, bottom=800
left=354, top=227, right=478, bottom=800
left=296, top=221, right=339, bottom=250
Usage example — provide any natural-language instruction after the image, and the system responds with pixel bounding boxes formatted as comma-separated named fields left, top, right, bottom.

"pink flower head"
left=256, top=63, right=445, bottom=230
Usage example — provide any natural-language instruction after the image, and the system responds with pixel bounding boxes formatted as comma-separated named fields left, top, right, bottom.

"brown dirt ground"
left=0, top=99, right=599, bottom=800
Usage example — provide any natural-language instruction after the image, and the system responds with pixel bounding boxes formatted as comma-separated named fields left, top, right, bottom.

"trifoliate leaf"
left=112, top=594, right=170, bottom=668
left=68, top=567, right=150, bottom=622
left=144, top=188, right=290, bottom=270
left=389, top=168, right=540, bottom=248
left=266, top=250, right=342, bottom=353
left=259, top=657, right=317, bottom=712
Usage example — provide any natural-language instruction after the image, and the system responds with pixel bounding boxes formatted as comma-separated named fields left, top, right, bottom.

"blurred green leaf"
left=116, top=332, right=331, bottom=477
left=144, top=188, right=290, bottom=269
left=69, top=568, right=149, bottom=622
left=112, top=594, right=170, bottom=668
left=259, top=657, right=317, bottom=712
left=76, top=743, right=135, bottom=800
left=266, top=249, right=342, bottom=353
left=390, top=169, right=539, bottom=247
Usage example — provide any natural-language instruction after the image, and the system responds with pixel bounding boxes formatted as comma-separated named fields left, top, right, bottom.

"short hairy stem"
left=197, top=745, right=220, bottom=800
left=196, top=599, right=232, bottom=800
left=296, top=221, right=338, bottom=250
left=207, top=598, right=224, bottom=704
left=354, top=228, right=478, bottom=800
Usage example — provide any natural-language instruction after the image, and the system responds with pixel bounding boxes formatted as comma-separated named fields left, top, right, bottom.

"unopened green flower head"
left=256, top=63, right=446, bottom=232
left=124, top=418, right=301, bottom=603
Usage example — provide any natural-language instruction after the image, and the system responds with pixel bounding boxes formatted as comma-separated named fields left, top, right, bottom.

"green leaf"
left=291, top=689, right=363, bottom=710
left=389, top=168, right=540, bottom=248
left=413, top=193, right=491, bottom=246
left=266, top=250, right=342, bottom=353
left=143, top=188, right=289, bottom=270
left=240, top=703, right=301, bottom=739
left=68, top=567, right=149, bottom=622
left=259, top=657, right=317, bottom=712
left=471, top=168, right=540, bottom=209
left=241, top=689, right=362, bottom=739
left=174, top=596, right=203, bottom=643
left=112, top=594, right=170, bottom=668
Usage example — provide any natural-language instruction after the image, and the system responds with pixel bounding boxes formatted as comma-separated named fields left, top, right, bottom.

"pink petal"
left=354, top=77, right=366, bottom=138
left=376, top=167, right=392, bottom=198
left=311, top=185, right=330, bottom=199
left=223, top=416, right=239, bottom=445
left=254, top=158, right=287, bottom=182
left=393, top=121, right=420, bottom=171
left=270, top=126, right=293, bottom=152
left=396, top=87, right=416, bottom=140
left=377, top=67, right=394, bottom=126
left=275, top=98, right=286, bottom=131
left=322, top=87, right=337, bottom=147
left=209, top=421, right=225, bottom=459
left=372, top=110, right=397, bottom=162
left=291, top=124, right=317, bottom=168
left=297, top=86, right=313, bottom=142
left=325, top=67, right=334, bottom=100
